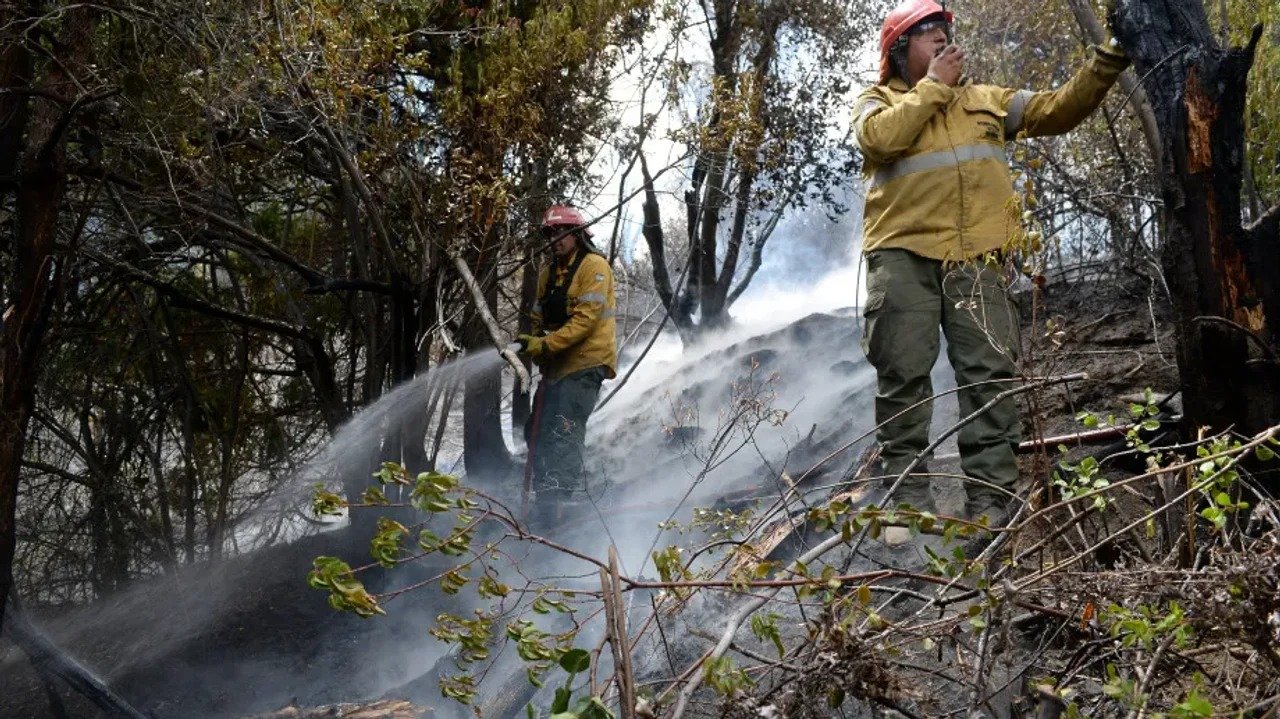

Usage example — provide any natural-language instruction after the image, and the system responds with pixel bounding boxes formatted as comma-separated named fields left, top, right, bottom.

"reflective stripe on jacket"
left=531, top=251, right=618, bottom=381
left=854, top=45, right=1129, bottom=261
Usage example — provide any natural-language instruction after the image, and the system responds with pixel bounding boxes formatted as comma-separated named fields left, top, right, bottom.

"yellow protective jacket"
left=854, top=45, right=1129, bottom=261
left=531, top=250, right=618, bottom=381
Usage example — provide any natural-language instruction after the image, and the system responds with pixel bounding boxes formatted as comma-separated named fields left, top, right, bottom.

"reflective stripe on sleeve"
left=577, top=292, right=607, bottom=304
left=855, top=99, right=886, bottom=125
left=1004, top=90, right=1034, bottom=135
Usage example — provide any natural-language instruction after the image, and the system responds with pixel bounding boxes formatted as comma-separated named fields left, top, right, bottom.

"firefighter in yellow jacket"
left=517, top=205, right=618, bottom=509
left=855, top=0, right=1128, bottom=540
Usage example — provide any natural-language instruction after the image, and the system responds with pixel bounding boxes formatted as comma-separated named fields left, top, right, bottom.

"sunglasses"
left=541, top=225, right=578, bottom=238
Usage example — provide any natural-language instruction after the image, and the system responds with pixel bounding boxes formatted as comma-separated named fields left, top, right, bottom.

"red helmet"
left=879, top=0, right=953, bottom=83
left=541, top=204, right=593, bottom=237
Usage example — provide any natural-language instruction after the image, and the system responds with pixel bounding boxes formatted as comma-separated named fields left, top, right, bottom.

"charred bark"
left=1110, top=2, right=1280, bottom=442
left=0, top=4, right=96, bottom=626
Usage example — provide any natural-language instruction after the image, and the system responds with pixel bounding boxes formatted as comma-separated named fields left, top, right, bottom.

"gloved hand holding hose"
left=513, top=334, right=546, bottom=358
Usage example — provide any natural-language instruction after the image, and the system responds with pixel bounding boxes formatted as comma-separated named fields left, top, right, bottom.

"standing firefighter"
left=854, top=0, right=1128, bottom=541
left=517, top=205, right=618, bottom=522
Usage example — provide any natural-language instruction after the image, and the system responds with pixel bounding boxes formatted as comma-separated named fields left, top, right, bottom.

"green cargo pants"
left=527, top=365, right=606, bottom=498
left=861, top=249, right=1022, bottom=506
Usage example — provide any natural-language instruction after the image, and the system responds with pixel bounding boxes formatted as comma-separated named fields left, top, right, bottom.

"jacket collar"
left=556, top=249, right=581, bottom=270
left=885, top=76, right=971, bottom=94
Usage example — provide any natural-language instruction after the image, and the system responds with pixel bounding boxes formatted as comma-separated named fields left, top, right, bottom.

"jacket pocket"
left=863, top=251, right=888, bottom=317
left=862, top=288, right=885, bottom=317
left=962, top=98, right=1008, bottom=144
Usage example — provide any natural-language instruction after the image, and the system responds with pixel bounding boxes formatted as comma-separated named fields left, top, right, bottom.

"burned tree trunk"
left=0, top=4, right=98, bottom=626
left=1110, top=1, right=1280, bottom=440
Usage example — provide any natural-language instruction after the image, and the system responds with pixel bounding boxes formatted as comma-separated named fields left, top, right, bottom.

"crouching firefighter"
left=516, top=205, right=618, bottom=524
left=855, top=0, right=1129, bottom=543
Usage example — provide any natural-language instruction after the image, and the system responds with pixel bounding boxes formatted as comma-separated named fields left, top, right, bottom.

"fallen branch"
left=450, top=252, right=530, bottom=392
left=603, top=547, right=637, bottom=719
left=1016, top=424, right=1130, bottom=453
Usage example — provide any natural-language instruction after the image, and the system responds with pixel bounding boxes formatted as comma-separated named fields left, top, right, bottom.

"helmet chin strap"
left=890, top=35, right=911, bottom=83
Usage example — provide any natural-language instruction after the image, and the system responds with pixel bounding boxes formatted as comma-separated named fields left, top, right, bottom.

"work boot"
left=880, top=465, right=937, bottom=547
left=958, top=491, right=1012, bottom=556
left=963, top=492, right=1010, bottom=530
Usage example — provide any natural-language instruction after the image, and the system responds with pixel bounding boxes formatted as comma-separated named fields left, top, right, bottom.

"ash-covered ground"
left=0, top=278, right=1178, bottom=719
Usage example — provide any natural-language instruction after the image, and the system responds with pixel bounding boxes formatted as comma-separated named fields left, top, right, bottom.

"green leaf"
left=867, top=520, right=882, bottom=540
left=559, top=648, right=591, bottom=674
left=750, top=612, right=786, bottom=658
left=569, top=697, right=593, bottom=716
left=307, top=556, right=384, bottom=617
left=369, top=518, right=407, bottom=567
left=551, top=687, right=571, bottom=714
left=578, top=697, right=614, bottom=719
left=1257, top=444, right=1276, bottom=461
left=1172, top=689, right=1213, bottom=717
left=311, top=484, right=348, bottom=517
